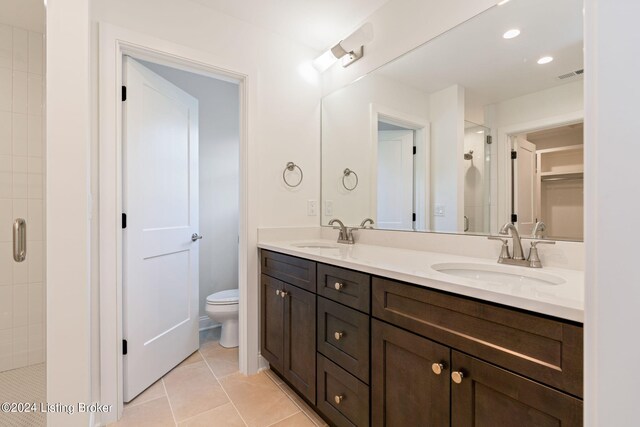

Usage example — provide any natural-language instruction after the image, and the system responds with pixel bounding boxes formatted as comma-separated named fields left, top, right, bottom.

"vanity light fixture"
left=537, top=56, right=554, bottom=65
left=503, top=29, right=521, bottom=39
left=313, top=23, right=374, bottom=72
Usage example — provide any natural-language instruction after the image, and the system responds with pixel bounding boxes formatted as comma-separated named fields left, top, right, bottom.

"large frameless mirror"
left=321, top=0, right=584, bottom=240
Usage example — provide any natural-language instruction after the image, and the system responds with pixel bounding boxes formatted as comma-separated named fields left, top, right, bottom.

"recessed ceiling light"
left=537, top=56, right=554, bottom=65
left=503, top=29, right=521, bottom=39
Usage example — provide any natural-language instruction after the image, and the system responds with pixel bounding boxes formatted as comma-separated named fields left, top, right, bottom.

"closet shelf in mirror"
left=540, top=171, right=583, bottom=182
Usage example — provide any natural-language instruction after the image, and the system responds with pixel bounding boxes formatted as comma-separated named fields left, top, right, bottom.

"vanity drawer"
left=317, top=354, right=369, bottom=427
left=372, top=277, right=583, bottom=397
left=318, top=297, right=370, bottom=383
left=261, top=250, right=316, bottom=292
left=317, top=264, right=370, bottom=313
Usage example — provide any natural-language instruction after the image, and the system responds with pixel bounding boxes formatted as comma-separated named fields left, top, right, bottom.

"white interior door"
left=377, top=130, right=414, bottom=230
left=515, top=136, right=537, bottom=235
left=123, top=57, right=200, bottom=402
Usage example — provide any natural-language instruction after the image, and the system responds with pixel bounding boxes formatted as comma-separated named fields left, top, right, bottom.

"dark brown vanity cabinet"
left=371, top=319, right=450, bottom=427
left=371, top=276, right=584, bottom=427
left=451, top=351, right=583, bottom=427
left=260, top=251, right=317, bottom=404
left=371, top=318, right=583, bottom=427
left=260, top=250, right=584, bottom=427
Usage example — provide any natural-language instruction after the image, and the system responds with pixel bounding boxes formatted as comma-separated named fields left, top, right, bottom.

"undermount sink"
left=431, top=263, right=565, bottom=286
left=291, top=242, right=340, bottom=249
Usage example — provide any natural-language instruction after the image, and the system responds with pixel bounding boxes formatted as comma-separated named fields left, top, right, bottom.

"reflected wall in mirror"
left=321, top=0, right=584, bottom=241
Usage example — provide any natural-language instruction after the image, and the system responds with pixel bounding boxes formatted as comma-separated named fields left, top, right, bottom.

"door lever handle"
left=191, top=233, right=203, bottom=242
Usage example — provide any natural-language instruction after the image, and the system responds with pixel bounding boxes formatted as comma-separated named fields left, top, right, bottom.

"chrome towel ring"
left=283, top=162, right=303, bottom=187
left=342, top=168, right=359, bottom=191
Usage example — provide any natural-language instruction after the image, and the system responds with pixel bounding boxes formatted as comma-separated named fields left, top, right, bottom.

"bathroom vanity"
left=258, top=243, right=583, bottom=427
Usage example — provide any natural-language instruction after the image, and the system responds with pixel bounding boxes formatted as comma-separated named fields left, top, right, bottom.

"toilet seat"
left=206, top=289, right=239, bottom=305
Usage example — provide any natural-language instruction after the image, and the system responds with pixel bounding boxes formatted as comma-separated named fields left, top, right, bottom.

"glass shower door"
left=0, top=2, right=46, bottom=425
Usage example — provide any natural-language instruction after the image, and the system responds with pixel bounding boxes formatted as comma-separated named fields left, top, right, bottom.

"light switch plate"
left=324, top=200, right=334, bottom=216
left=307, top=200, right=318, bottom=216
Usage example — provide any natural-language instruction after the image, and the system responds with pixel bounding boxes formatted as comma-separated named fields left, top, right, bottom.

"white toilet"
left=205, top=289, right=240, bottom=348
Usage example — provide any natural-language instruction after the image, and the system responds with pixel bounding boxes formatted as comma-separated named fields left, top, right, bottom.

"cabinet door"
left=451, top=351, right=582, bottom=427
left=261, top=274, right=284, bottom=372
left=371, top=319, right=450, bottom=427
left=283, top=283, right=317, bottom=404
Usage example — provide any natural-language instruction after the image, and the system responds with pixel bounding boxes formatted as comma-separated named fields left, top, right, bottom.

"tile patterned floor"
left=110, top=329, right=327, bottom=427
left=0, top=363, right=46, bottom=427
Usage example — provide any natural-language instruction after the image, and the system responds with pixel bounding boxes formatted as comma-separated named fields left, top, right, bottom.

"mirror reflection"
left=321, top=0, right=584, bottom=240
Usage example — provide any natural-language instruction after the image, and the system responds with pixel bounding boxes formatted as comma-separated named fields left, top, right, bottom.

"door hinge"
left=413, top=146, right=417, bottom=155
left=412, top=213, right=416, bottom=222
left=122, top=85, right=127, bottom=102
left=511, top=213, right=518, bottom=223
left=122, top=213, right=127, bottom=229
left=511, top=150, right=517, bottom=160
left=122, top=339, right=128, bottom=355
left=486, top=135, right=493, bottom=145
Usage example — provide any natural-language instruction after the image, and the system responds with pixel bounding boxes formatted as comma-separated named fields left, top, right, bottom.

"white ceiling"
left=375, top=0, right=584, bottom=107
left=191, top=0, right=391, bottom=51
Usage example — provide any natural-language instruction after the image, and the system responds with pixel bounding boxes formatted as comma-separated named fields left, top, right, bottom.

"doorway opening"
left=376, top=120, right=416, bottom=230
left=370, top=106, right=431, bottom=232
left=121, top=57, right=240, bottom=403
left=510, top=121, right=584, bottom=240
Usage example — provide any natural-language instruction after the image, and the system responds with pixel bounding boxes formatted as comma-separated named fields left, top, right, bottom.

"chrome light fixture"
left=313, top=23, right=374, bottom=72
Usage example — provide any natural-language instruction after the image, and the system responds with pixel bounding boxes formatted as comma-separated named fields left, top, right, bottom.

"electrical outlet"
left=307, top=200, right=318, bottom=216
left=434, top=204, right=445, bottom=217
left=325, top=200, right=334, bottom=216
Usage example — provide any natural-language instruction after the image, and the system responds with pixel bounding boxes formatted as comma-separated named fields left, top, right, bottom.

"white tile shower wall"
left=0, top=23, right=45, bottom=372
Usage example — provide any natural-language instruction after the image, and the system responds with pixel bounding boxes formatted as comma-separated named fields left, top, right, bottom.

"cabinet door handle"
left=280, top=291, right=288, bottom=298
left=334, top=282, right=344, bottom=290
left=334, top=331, right=344, bottom=341
left=451, top=371, right=464, bottom=384
left=334, top=394, right=344, bottom=405
left=275, top=289, right=281, bottom=296
left=431, top=362, right=445, bottom=375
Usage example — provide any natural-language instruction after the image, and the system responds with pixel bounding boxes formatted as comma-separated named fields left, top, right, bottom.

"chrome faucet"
left=499, top=222, right=525, bottom=260
left=360, top=218, right=374, bottom=229
left=532, top=221, right=546, bottom=238
left=489, top=222, right=556, bottom=268
left=329, top=219, right=356, bottom=244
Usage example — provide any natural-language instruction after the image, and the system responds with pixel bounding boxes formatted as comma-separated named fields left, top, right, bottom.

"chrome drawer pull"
left=334, top=282, right=344, bottom=290
left=334, top=394, right=344, bottom=405
left=334, top=331, right=344, bottom=341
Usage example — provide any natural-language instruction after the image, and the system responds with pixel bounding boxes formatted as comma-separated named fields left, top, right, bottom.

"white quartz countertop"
left=257, top=239, right=584, bottom=323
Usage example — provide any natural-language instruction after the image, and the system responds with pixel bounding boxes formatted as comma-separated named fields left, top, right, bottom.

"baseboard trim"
left=199, top=315, right=220, bottom=332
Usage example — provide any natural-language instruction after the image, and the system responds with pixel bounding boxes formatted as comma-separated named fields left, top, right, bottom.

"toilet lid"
left=206, top=289, right=239, bottom=305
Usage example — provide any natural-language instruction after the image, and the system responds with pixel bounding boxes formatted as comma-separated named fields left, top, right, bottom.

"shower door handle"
left=13, top=218, right=26, bottom=262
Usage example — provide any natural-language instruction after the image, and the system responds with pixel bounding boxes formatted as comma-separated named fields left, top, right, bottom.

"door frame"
left=98, top=23, right=259, bottom=424
left=495, top=110, right=583, bottom=234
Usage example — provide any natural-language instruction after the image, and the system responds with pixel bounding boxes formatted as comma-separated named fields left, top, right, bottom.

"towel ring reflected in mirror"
left=342, top=168, right=359, bottom=191
left=283, top=161, right=303, bottom=187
